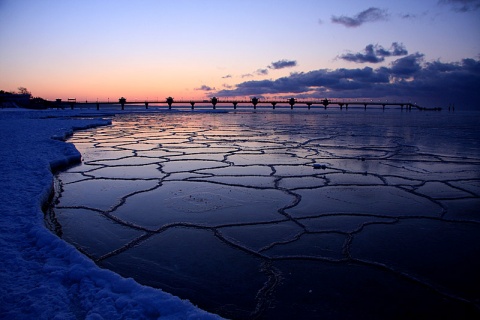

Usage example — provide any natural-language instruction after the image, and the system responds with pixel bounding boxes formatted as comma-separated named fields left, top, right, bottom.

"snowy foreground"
left=0, top=109, right=221, bottom=319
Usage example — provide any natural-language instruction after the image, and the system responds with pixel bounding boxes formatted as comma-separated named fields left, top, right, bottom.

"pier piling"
left=211, top=97, right=218, bottom=109
left=252, top=97, right=259, bottom=109
left=119, top=97, right=126, bottom=110
left=288, top=98, right=296, bottom=110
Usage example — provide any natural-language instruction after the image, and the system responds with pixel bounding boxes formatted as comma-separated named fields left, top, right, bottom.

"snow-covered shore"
left=0, top=109, right=221, bottom=319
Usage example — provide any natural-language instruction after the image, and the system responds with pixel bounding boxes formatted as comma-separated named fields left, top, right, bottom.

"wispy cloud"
left=400, top=13, right=417, bottom=19
left=269, top=59, right=297, bottom=69
left=331, top=7, right=389, bottom=27
left=235, top=60, right=297, bottom=80
left=339, top=42, right=408, bottom=63
left=399, top=11, right=429, bottom=21
left=438, top=0, right=480, bottom=12
left=222, top=74, right=232, bottom=79
left=194, top=85, right=215, bottom=91
left=215, top=55, right=480, bottom=108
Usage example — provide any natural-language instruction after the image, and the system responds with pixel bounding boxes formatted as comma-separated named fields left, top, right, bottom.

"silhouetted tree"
left=17, top=87, right=31, bottom=96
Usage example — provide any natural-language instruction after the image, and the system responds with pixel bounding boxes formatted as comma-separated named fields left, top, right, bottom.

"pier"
left=51, top=97, right=441, bottom=111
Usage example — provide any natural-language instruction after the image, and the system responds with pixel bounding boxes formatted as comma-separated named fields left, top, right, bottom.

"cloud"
left=331, top=7, right=389, bottom=27
left=269, top=59, right=298, bottom=69
left=390, top=42, right=409, bottom=56
left=194, top=85, right=215, bottom=91
left=237, top=60, right=297, bottom=81
left=400, top=13, right=416, bottom=19
left=340, top=44, right=384, bottom=63
left=339, top=42, right=408, bottom=63
left=215, top=66, right=390, bottom=97
left=255, top=68, right=269, bottom=75
left=438, top=0, right=480, bottom=12
left=222, top=74, right=232, bottom=79
left=399, top=11, right=428, bottom=20
left=214, top=55, right=480, bottom=109
left=390, top=53, right=424, bottom=75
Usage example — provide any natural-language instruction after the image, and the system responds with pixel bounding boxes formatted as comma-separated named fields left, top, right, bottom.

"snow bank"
left=0, top=110, right=221, bottom=319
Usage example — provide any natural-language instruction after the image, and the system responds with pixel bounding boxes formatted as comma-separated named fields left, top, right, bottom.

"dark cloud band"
left=215, top=55, right=480, bottom=109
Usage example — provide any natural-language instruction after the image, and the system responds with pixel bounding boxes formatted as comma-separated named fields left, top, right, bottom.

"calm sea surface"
left=50, top=109, right=480, bottom=319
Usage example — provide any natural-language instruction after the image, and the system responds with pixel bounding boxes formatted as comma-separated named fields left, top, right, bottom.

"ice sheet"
left=51, top=110, right=480, bottom=319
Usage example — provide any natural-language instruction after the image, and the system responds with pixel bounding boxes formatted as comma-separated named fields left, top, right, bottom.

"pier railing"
left=50, top=98, right=442, bottom=111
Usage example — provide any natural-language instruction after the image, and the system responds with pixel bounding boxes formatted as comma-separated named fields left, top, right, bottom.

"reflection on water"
left=51, top=110, right=480, bottom=319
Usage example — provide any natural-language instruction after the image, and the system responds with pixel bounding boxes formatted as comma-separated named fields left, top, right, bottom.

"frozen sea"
left=48, top=107, right=480, bottom=319
left=1, top=107, right=479, bottom=319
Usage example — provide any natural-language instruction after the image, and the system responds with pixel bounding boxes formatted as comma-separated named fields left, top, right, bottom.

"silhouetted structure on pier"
left=52, top=97, right=442, bottom=111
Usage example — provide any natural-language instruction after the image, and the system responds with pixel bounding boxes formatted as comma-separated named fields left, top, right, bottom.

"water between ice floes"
left=50, top=109, right=480, bottom=319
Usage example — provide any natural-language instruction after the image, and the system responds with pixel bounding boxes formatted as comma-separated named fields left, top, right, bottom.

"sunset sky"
left=1, top=0, right=479, bottom=108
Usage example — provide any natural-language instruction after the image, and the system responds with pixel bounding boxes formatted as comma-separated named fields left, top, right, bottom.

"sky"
left=1, top=0, right=479, bottom=108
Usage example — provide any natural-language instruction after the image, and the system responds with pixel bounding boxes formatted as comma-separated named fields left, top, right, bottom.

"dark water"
left=51, top=109, right=480, bottom=319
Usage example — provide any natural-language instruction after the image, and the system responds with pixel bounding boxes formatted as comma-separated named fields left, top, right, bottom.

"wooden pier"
left=51, top=97, right=441, bottom=111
